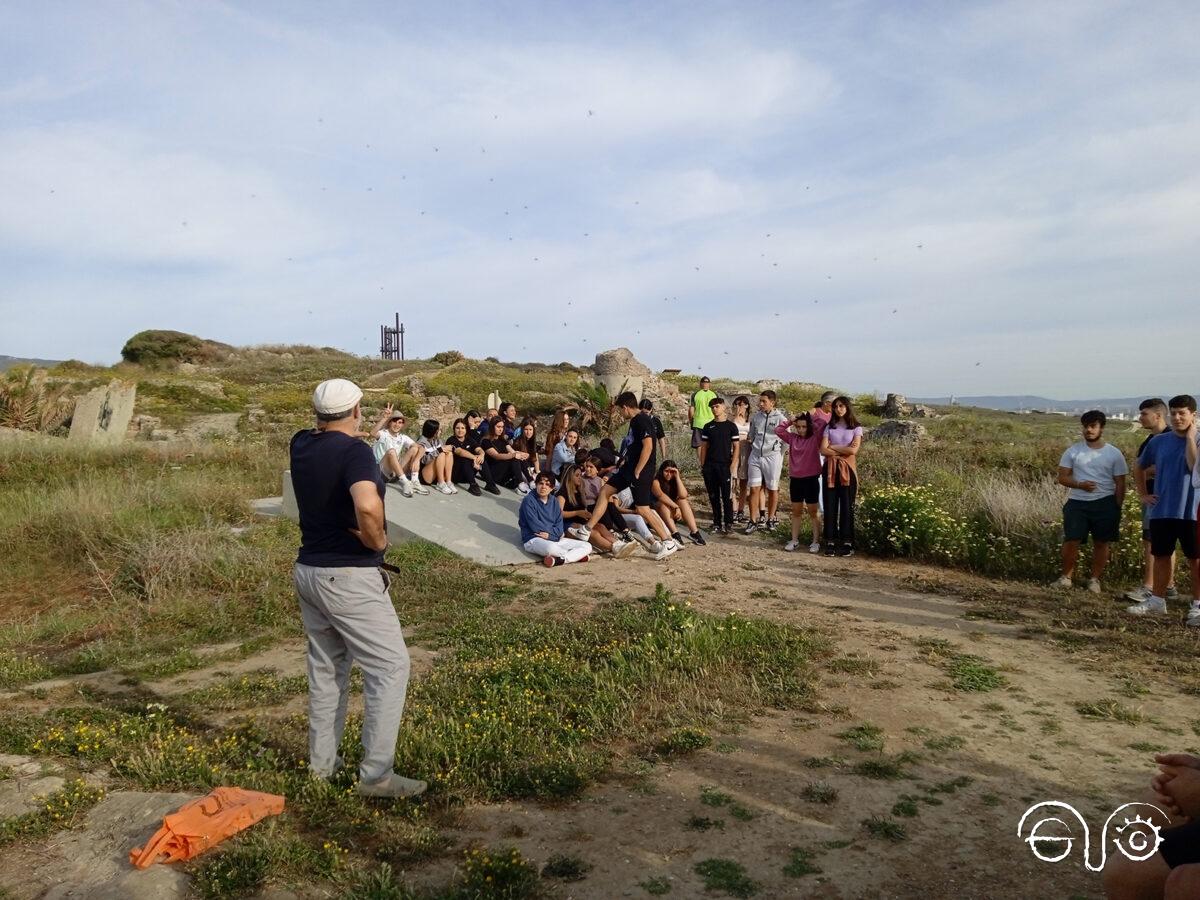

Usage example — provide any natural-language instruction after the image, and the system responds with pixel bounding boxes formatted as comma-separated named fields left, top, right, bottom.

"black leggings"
left=451, top=455, right=481, bottom=487
left=487, top=455, right=527, bottom=489
left=822, top=472, right=857, bottom=546
left=702, top=464, right=733, bottom=528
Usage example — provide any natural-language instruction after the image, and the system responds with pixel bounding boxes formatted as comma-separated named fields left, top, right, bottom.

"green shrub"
left=430, top=350, right=465, bottom=366
left=120, top=330, right=228, bottom=366
left=859, top=485, right=962, bottom=563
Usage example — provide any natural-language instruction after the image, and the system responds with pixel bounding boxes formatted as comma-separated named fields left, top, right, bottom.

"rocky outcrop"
left=870, top=420, right=929, bottom=442
left=882, top=393, right=911, bottom=418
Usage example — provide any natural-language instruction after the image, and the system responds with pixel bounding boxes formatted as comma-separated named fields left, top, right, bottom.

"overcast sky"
left=2, top=1, right=1198, bottom=397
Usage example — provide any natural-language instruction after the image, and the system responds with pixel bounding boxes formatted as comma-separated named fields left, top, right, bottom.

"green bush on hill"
left=120, top=330, right=230, bottom=367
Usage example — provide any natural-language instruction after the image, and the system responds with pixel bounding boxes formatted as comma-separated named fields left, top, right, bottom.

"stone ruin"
left=592, top=348, right=684, bottom=417
left=68, top=381, right=137, bottom=444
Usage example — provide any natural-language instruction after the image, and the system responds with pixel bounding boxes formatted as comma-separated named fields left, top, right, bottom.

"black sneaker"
left=672, top=531, right=686, bottom=545
left=824, top=545, right=837, bottom=557
left=485, top=484, right=501, bottom=495
left=743, top=519, right=760, bottom=535
left=734, top=511, right=748, bottom=524
left=689, top=530, right=707, bottom=546
left=468, top=483, right=482, bottom=496
left=838, top=545, right=855, bottom=557
left=766, top=517, right=779, bottom=531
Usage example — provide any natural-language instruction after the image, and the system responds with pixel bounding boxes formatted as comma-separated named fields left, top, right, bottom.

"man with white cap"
left=290, top=378, right=425, bottom=799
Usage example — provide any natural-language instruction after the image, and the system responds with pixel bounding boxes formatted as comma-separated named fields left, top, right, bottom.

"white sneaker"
left=1187, top=603, right=1200, bottom=628
left=412, top=482, right=430, bottom=495
left=653, top=539, right=679, bottom=561
left=784, top=540, right=799, bottom=552
left=1087, top=578, right=1101, bottom=594
left=1126, top=596, right=1167, bottom=616
left=436, top=482, right=454, bottom=495
left=1124, top=585, right=1151, bottom=602
left=612, top=539, right=638, bottom=559
left=446, top=482, right=459, bottom=494
left=356, top=772, right=427, bottom=799
left=399, top=477, right=414, bottom=498
left=517, top=482, right=530, bottom=494
left=567, top=524, right=590, bottom=541
left=629, top=531, right=657, bottom=553
left=1052, top=575, right=1073, bottom=589
left=808, top=541, right=821, bottom=554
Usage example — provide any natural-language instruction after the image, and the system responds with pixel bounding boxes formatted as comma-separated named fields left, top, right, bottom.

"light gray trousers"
left=293, top=563, right=411, bottom=784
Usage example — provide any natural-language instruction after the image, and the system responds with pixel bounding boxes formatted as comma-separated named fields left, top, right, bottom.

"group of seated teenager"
left=517, top=391, right=707, bottom=566
left=370, top=403, right=550, bottom=498
left=371, top=394, right=708, bottom=565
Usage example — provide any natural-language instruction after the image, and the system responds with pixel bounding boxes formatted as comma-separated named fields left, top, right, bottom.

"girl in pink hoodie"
left=776, top=412, right=827, bottom=553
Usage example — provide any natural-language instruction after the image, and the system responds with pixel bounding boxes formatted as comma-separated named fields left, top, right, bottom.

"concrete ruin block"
left=882, top=393, right=911, bottom=418
left=69, top=381, right=136, bottom=444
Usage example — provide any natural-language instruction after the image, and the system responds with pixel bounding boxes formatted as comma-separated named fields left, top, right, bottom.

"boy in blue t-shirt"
left=1128, top=394, right=1200, bottom=626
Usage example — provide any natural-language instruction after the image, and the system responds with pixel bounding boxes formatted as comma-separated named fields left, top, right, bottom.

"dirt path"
left=493, top=540, right=1194, bottom=898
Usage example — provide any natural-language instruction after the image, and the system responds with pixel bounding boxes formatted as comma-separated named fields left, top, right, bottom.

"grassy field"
left=2, top=344, right=1194, bottom=897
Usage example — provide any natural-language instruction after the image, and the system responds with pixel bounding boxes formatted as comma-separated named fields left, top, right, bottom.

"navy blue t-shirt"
left=290, top=429, right=385, bottom=567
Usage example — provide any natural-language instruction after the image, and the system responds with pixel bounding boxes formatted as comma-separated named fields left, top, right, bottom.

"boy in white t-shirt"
left=371, top=407, right=426, bottom=497
left=1054, top=410, right=1128, bottom=593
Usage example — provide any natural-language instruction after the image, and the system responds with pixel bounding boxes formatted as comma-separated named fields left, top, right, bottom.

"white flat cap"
left=312, top=378, right=363, bottom=415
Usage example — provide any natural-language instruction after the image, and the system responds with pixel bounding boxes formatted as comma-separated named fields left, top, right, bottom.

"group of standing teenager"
left=689, top=378, right=864, bottom=557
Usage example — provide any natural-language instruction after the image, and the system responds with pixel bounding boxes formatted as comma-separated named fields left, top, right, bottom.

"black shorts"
left=790, top=475, right=820, bottom=505
left=1160, top=818, right=1200, bottom=868
left=608, top=466, right=654, bottom=507
left=1149, top=518, right=1200, bottom=559
left=1062, top=497, right=1120, bottom=543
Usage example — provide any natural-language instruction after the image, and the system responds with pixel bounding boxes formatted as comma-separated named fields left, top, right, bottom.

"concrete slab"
left=274, top=471, right=536, bottom=566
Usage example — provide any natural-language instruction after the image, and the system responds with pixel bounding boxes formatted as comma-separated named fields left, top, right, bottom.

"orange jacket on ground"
left=129, top=786, right=285, bottom=869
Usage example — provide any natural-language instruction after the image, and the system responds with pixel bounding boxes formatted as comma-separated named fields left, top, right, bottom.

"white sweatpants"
left=622, top=514, right=652, bottom=538
left=523, top=536, right=592, bottom=562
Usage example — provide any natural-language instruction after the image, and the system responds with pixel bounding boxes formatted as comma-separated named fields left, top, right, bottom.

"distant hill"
left=911, top=395, right=1163, bottom=416
left=0, top=354, right=63, bottom=371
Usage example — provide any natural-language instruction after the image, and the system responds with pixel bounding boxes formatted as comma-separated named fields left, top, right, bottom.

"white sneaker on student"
left=567, top=525, right=590, bottom=541
left=1086, top=578, right=1102, bottom=594
left=446, top=482, right=459, bottom=494
left=412, top=481, right=430, bottom=495
left=436, top=482, right=454, bottom=495
left=399, top=477, right=414, bottom=498
left=628, top=531, right=657, bottom=553
left=1187, top=603, right=1200, bottom=628
left=1124, top=585, right=1151, bottom=602
left=612, top=539, right=638, bottom=559
left=784, top=540, right=799, bottom=552
left=808, top=541, right=821, bottom=554
left=1051, top=575, right=1073, bottom=589
left=517, top=482, right=531, bottom=494
left=653, top=540, right=679, bottom=561
left=1126, top=596, right=1167, bottom=616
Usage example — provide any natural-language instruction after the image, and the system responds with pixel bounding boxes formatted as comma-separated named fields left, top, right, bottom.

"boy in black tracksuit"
left=699, top=397, right=740, bottom=534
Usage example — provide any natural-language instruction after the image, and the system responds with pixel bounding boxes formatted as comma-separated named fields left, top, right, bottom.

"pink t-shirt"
left=776, top=418, right=827, bottom=478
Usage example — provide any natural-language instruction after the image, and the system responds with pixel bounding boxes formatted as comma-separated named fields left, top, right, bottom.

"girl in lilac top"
left=776, top=412, right=827, bottom=553
left=819, top=397, right=863, bottom=557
